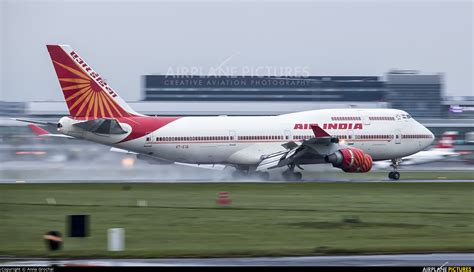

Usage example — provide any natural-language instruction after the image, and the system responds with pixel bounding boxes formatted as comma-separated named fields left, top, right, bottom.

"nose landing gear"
left=389, top=158, right=401, bottom=180
left=388, top=171, right=400, bottom=180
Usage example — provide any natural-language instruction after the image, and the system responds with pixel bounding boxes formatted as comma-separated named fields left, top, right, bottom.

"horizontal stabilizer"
left=28, top=124, right=49, bottom=136
left=15, top=118, right=57, bottom=127
left=27, top=124, right=75, bottom=139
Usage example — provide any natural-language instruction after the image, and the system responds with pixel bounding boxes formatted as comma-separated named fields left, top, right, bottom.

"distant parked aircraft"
left=373, top=131, right=465, bottom=168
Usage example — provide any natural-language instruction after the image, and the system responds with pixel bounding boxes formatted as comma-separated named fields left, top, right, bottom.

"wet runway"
left=0, top=178, right=472, bottom=183
left=1, top=253, right=473, bottom=266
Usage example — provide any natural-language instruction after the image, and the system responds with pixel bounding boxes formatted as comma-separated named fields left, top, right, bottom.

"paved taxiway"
left=1, top=253, right=473, bottom=266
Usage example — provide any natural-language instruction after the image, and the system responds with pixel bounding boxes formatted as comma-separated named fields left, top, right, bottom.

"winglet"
left=310, top=125, right=330, bottom=138
left=28, top=124, right=50, bottom=136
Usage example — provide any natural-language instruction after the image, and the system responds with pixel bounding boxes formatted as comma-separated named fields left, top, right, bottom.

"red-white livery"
left=22, top=45, right=436, bottom=181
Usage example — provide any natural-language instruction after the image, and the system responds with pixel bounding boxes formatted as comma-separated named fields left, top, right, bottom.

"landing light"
left=121, top=157, right=135, bottom=168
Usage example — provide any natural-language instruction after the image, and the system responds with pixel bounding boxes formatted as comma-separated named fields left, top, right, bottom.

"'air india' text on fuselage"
left=294, top=123, right=363, bottom=130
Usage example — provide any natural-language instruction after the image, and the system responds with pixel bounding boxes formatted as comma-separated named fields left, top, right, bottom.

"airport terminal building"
left=1, top=70, right=472, bottom=141
left=142, top=71, right=444, bottom=118
left=11, top=70, right=445, bottom=118
left=143, top=75, right=385, bottom=102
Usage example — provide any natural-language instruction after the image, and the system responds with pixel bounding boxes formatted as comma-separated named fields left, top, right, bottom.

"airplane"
left=18, top=44, right=435, bottom=181
left=373, top=131, right=467, bottom=168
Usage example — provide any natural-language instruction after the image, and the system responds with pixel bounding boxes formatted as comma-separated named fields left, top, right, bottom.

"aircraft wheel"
left=388, top=171, right=400, bottom=180
left=293, top=172, right=303, bottom=181
left=282, top=171, right=302, bottom=181
left=282, top=171, right=292, bottom=181
left=392, top=171, right=400, bottom=180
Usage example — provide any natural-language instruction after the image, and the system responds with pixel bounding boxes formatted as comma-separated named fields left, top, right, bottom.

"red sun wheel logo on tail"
left=47, top=45, right=136, bottom=119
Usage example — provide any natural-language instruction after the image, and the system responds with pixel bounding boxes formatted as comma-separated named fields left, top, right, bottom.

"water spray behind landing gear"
left=282, top=163, right=303, bottom=181
left=231, top=166, right=270, bottom=181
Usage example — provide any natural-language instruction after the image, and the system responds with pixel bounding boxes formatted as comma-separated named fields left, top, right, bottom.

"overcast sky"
left=0, top=0, right=472, bottom=101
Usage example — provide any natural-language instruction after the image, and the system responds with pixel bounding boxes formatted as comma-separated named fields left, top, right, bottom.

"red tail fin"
left=435, top=131, right=458, bottom=149
left=46, top=45, right=140, bottom=119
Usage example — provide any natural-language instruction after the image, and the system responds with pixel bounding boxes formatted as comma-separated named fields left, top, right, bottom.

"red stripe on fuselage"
left=117, top=116, right=180, bottom=143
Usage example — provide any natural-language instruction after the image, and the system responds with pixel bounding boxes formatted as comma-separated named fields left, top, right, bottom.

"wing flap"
left=257, top=127, right=341, bottom=170
left=256, top=151, right=287, bottom=171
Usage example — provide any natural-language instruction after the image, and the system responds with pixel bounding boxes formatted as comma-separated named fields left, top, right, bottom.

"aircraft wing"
left=257, top=125, right=340, bottom=171
left=110, top=147, right=227, bottom=170
left=174, top=162, right=227, bottom=171
left=27, top=124, right=75, bottom=139
left=110, top=147, right=137, bottom=154
left=14, top=118, right=57, bottom=127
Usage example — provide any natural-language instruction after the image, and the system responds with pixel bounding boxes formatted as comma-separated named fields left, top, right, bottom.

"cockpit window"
left=401, top=114, right=412, bottom=119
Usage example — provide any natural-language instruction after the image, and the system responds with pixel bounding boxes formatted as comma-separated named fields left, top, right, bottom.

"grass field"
left=0, top=182, right=473, bottom=257
left=303, top=170, right=474, bottom=180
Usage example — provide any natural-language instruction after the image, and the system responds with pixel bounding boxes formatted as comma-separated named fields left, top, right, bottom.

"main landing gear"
left=282, top=164, right=303, bottom=181
left=389, top=158, right=401, bottom=181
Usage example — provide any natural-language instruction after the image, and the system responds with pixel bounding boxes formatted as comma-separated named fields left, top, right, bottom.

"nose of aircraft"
left=421, top=124, right=435, bottom=148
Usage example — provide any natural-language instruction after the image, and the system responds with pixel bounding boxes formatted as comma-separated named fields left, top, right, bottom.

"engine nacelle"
left=325, top=148, right=373, bottom=173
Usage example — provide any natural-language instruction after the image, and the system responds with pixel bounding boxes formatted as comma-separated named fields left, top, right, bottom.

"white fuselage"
left=59, top=108, right=434, bottom=166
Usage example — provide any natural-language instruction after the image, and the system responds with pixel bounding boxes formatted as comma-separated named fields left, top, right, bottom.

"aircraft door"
left=284, top=130, right=291, bottom=141
left=358, top=110, right=371, bottom=125
left=362, top=115, right=371, bottom=125
left=229, top=130, right=236, bottom=146
left=394, top=130, right=401, bottom=144
left=347, top=130, right=355, bottom=145
left=144, top=132, right=154, bottom=147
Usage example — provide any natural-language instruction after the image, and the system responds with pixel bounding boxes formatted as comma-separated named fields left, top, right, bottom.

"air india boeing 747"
left=20, top=45, right=435, bottom=181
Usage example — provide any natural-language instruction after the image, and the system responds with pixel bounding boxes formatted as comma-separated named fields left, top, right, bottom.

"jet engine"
left=325, top=147, right=372, bottom=173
